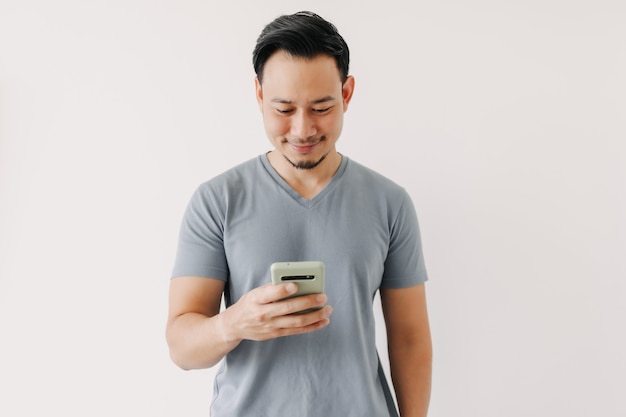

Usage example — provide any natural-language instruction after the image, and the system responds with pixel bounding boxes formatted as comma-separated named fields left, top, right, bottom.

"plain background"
left=1, top=1, right=624, bottom=416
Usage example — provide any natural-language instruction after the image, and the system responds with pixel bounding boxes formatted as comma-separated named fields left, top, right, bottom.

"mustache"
left=284, top=136, right=326, bottom=145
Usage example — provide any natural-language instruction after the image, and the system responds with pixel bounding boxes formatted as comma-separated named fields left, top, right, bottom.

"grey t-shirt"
left=172, top=154, right=428, bottom=416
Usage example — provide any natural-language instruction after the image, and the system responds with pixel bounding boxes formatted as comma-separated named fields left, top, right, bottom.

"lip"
left=289, top=142, right=319, bottom=154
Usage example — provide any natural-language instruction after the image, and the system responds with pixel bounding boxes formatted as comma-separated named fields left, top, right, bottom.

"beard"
left=283, top=152, right=328, bottom=170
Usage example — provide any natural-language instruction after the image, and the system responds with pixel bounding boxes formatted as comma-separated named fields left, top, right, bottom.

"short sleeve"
left=380, top=189, right=428, bottom=288
left=170, top=184, right=229, bottom=280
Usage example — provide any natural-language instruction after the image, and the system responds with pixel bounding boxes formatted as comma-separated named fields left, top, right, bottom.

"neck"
left=266, top=150, right=342, bottom=200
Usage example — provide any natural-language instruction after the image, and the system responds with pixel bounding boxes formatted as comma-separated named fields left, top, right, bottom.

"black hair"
left=252, top=11, right=350, bottom=84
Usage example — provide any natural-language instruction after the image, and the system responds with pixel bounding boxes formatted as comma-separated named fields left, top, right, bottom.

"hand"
left=218, top=283, right=332, bottom=343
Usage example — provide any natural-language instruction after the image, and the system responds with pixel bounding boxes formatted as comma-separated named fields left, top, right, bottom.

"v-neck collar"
left=260, top=153, right=348, bottom=209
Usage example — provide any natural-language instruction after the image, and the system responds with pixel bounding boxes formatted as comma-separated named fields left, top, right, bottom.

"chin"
left=285, top=153, right=328, bottom=170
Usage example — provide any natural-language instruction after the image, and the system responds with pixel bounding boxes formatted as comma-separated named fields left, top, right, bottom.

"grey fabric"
left=171, top=154, right=428, bottom=416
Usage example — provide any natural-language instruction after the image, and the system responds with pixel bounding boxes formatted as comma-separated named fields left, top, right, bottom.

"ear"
left=341, top=75, right=355, bottom=112
left=255, top=77, right=263, bottom=112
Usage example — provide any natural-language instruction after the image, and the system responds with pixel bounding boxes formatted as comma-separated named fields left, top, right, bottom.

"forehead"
left=260, top=51, right=343, bottom=99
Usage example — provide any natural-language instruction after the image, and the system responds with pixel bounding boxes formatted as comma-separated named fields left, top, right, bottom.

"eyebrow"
left=270, top=96, right=336, bottom=105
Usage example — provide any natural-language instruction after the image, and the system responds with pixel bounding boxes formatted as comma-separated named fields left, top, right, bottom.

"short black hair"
left=252, top=11, right=350, bottom=84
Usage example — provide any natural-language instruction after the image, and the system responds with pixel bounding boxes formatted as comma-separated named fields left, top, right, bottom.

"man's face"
left=255, top=51, right=354, bottom=170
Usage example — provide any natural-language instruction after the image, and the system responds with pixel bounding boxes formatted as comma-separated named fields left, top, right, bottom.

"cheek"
left=321, top=114, right=343, bottom=135
left=263, top=113, right=289, bottom=136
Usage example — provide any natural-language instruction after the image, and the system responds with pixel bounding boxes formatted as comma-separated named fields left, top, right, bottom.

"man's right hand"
left=167, top=277, right=332, bottom=370
left=217, top=282, right=332, bottom=344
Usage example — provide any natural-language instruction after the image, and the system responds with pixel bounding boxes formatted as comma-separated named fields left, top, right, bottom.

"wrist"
left=215, top=309, right=241, bottom=347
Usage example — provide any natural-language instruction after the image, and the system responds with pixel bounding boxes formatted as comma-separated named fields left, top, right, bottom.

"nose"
left=290, top=110, right=317, bottom=140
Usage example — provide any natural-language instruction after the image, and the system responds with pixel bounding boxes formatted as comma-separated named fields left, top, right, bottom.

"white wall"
left=1, top=1, right=624, bottom=416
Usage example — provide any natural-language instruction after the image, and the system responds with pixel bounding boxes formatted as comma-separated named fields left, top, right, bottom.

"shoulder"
left=199, top=156, right=262, bottom=189
left=343, top=157, right=409, bottom=198
left=341, top=157, right=419, bottom=227
left=191, top=156, right=265, bottom=198
left=185, top=156, right=265, bottom=212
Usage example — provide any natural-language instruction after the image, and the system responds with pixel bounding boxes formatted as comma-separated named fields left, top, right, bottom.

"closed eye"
left=313, top=107, right=332, bottom=114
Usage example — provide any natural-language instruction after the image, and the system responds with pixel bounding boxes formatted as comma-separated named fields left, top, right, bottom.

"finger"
left=247, top=305, right=332, bottom=341
left=273, top=304, right=333, bottom=327
left=276, top=306, right=332, bottom=336
left=252, top=282, right=298, bottom=305
left=273, top=293, right=328, bottom=316
left=282, top=318, right=331, bottom=337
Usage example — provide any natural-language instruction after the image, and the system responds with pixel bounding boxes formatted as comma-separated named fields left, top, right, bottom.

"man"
left=166, top=11, right=432, bottom=417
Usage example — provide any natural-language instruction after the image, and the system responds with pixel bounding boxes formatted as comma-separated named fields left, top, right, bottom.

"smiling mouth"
left=291, top=143, right=317, bottom=153
left=286, top=137, right=325, bottom=153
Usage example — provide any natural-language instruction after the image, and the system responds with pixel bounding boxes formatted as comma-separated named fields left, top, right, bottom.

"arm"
left=166, top=276, right=333, bottom=370
left=380, top=283, right=432, bottom=417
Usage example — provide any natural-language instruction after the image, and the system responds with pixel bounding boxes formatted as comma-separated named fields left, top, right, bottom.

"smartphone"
left=271, top=261, right=325, bottom=313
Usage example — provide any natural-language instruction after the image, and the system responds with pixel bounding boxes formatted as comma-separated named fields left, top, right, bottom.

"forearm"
left=389, top=340, right=432, bottom=417
left=166, top=311, right=240, bottom=370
